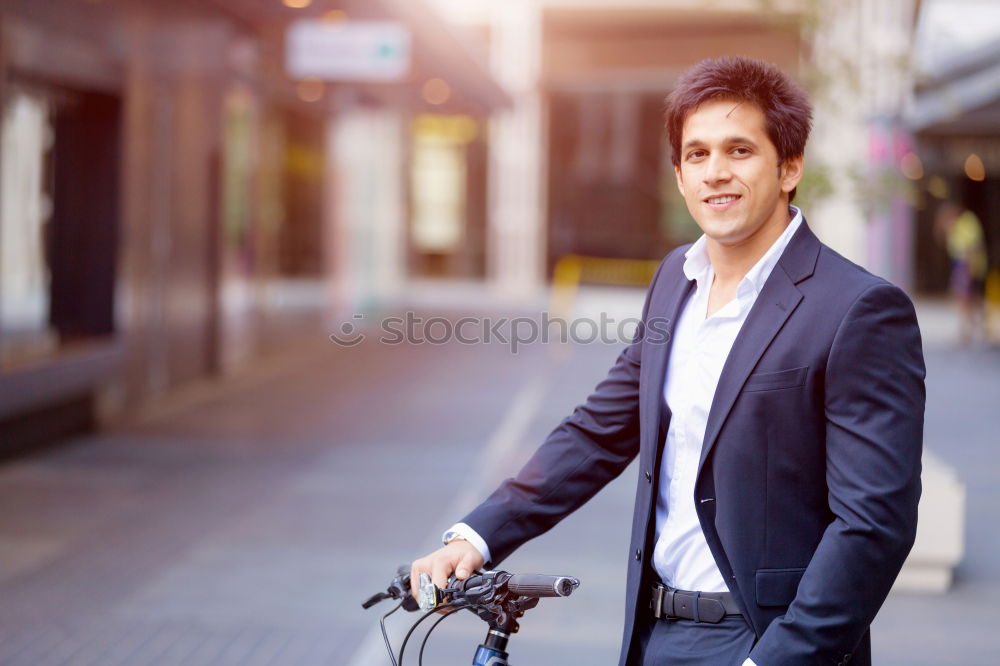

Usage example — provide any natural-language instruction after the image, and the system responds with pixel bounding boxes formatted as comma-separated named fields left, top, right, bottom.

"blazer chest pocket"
left=755, top=567, right=806, bottom=607
left=742, top=366, right=808, bottom=393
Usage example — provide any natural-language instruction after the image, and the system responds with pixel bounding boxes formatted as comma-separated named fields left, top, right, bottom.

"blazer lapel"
left=640, top=265, right=695, bottom=454
left=697, top=222, right=821, bottom=476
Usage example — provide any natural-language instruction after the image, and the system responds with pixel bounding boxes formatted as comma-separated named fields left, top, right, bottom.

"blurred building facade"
left=2, top=0, right=952, bottom=450
left=0, top=0, right=506, bottom=451
left=401, top=0, right=923, bottom=303
left=908, top=38, right=1000, bottom=295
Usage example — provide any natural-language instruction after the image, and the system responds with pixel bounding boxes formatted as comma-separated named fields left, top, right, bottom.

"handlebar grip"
left=506, top=574, right=580, bottom=598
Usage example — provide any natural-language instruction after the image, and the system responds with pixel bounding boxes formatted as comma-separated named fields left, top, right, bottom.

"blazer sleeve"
left=750, top=282, right=926, bottom=665
left=459, top=255, right=672, bottom=566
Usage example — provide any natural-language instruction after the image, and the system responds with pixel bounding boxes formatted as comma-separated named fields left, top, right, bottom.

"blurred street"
left=0, top=299, right=996, bottom=665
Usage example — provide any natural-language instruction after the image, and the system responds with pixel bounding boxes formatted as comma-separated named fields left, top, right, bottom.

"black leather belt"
left=650, top=583, right=742, bottom=623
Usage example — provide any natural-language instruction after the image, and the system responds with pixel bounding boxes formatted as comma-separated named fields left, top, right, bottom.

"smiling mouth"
left=704, top=194, right=741, bottom=205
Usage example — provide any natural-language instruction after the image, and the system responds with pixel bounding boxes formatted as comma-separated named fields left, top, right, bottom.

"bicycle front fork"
left=472, top=628, right=510, bottom=666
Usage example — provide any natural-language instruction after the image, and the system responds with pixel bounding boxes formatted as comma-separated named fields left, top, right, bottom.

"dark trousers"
left=635, top=614, right=756, bottom=665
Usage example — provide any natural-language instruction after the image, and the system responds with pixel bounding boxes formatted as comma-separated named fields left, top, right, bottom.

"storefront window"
left=410, top=114, right=473, bottom=254
left=0, top=92, right=56, bottom=367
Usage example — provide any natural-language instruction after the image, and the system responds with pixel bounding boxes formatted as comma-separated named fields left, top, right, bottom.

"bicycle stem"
left=473, top=628, right=511, bottom=666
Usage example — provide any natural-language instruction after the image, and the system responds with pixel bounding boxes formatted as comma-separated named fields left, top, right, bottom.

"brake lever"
left=361, top=564, right=419, bottom=611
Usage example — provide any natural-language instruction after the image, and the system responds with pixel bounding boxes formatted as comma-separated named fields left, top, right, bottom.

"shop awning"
left=909, top=39, right=1000, bottom=134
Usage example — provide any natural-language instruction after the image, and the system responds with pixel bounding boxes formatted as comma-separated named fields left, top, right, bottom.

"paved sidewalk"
left=0, top=336, right=549, bottom=665
left=0, top=303, right=997, bottom=665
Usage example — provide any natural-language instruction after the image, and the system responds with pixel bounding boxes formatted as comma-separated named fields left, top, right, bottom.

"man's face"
left=674, top=99, right=803, bottom=250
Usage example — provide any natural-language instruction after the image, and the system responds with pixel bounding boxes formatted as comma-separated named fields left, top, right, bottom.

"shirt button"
left=635, top=549, right=641, bottom=561
left=645, top=470, right=652, bottom=482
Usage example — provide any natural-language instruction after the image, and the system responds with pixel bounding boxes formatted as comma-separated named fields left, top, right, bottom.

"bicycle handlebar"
left=506, top=573, right=580, bottom=598
left=363, top=565, right=581, bottom=666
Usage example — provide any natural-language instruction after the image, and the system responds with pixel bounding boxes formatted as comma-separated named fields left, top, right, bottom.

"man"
left=935, top=200, right=988, bottom=344
left=411, top=56, right=925, bottom=665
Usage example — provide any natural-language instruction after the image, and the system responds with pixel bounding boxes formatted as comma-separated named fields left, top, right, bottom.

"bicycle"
left=363, top=565, right=580, bottom=665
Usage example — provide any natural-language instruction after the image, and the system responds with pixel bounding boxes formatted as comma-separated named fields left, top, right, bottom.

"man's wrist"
left=441, top=522, right=491, bottom=563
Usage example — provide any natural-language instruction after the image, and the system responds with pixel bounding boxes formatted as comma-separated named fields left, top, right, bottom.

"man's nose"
left=703, top=154, right=732, bottom=184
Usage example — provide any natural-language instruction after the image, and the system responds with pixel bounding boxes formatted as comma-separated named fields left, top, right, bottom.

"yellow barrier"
left=549, top=254, right=661, bottom=321
left=986, top=268, right=1000, bottom=344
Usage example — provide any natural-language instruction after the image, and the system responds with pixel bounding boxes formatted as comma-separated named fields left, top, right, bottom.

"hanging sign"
left=286, top=20, right=411, bottom=82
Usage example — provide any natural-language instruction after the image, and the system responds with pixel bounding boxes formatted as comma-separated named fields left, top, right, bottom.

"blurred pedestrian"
left=410, top=56, right=924, bottom=666
left=935, top=201, right=988, bottom=344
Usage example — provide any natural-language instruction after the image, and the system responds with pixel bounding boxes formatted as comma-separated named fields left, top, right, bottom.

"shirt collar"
left=682, top=205, right=803, bottom=297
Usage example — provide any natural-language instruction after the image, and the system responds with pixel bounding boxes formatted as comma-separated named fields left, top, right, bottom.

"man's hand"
left=410, top=540, right=485, bottom=600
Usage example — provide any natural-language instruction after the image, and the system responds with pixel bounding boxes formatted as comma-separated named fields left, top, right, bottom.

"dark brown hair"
left=665, top=56, right=812, bottom=198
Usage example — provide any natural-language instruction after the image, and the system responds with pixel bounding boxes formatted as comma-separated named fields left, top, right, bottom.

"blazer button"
left=635, top=548, right=641, bottom=561
left=644, top=470, right=652, bottom=482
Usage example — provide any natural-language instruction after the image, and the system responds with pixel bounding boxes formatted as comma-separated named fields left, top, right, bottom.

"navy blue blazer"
left=462, top=220, right=925, bottom=666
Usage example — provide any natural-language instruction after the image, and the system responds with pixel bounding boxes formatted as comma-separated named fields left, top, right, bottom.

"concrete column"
left=327, top=106, right=406, bottom=317
left=486, top=1, right=546, bottom=302
left=807, top=0, right=870, bottom=268
left=118, top=17, right=161, bottom=403
left=809, top=0, right=917, bottom=288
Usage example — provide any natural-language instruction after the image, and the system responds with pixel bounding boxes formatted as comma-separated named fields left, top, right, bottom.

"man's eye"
left=732, top=147, right=751, bottom=156
left=687, top=151, right=706, bottom=160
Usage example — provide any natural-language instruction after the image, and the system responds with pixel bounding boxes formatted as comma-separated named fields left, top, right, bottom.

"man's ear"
left=780, top=155, right=804, bottom=194
left=674, top=164, right=684, bottom=194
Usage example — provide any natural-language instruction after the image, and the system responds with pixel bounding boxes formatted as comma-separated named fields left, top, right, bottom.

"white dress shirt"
left=654, top=206, right=802, bottom=592
left=446, top=208, right=804, bottom=665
